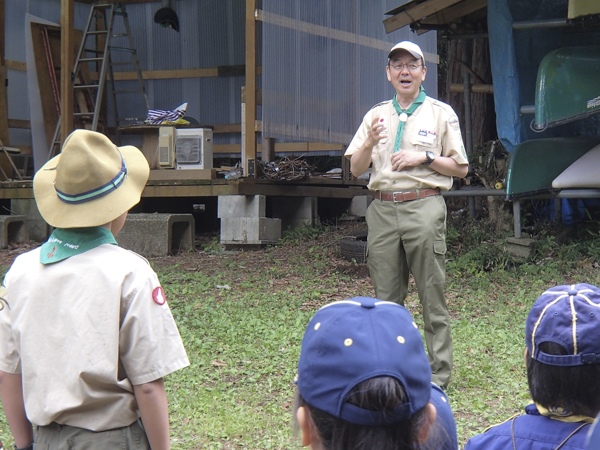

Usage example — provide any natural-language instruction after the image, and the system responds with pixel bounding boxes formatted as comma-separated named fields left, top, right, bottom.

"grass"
left=0, top=215, right=599, bottom=449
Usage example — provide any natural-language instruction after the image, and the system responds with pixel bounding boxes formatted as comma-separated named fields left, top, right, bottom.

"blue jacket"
left=465, top=404, right=590, bottom=450
left=428, top=384, right=458, bottom=450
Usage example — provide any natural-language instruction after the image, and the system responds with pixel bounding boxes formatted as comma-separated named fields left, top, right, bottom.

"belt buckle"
left=392, top=191, right=406, bottom=203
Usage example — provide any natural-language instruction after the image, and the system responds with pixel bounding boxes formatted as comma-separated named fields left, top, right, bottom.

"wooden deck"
left=0, top=175, right=369, bottom=200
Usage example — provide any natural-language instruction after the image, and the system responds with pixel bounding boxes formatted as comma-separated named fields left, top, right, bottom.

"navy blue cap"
left=296, top=297, right=431, bottom=425
left=526, top=284, right=600, bottom=366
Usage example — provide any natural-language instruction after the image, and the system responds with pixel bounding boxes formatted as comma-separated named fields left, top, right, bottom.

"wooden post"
left=261, top=137, right=274, bottom=162
left=244, top=0, right=257, bottom=177
left=60, top=0, right=75, bottom=142
left=0, top=0, right=9, bottom=145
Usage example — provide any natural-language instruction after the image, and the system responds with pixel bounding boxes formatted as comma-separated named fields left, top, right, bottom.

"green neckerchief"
left=535, top=402, right=596, bottom=424
left=392, top=86, right=427, bottom=153
left=40, top=227, right=117, bottom=265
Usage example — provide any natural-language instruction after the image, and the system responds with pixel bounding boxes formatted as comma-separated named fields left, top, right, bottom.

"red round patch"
left=152, top=287, right=166, bottom=305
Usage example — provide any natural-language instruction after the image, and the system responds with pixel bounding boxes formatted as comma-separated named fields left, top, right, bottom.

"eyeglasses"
left=389, top=63, right=422, bottom=72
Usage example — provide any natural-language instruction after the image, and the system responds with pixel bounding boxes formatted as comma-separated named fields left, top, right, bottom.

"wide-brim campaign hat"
left=34, top=129, right=150, bottom=228
left=295, top=297, right=431, bottom=426
left=526, top=283, right=600, bottom=366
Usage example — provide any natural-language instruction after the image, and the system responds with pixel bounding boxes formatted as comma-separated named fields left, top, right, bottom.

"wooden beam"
left=6, top=60, right=26, bottom=71
left=91, top=66, right=261, bottom=81
left=244, top=0, right=257, bottom=177
left=60, top=0, right=75, bottom=141
left=450, top=83, right=493, bottom=94
left=212, top=123, right=241, bottom=134
left=8, top=119, right=31, bottom=129
left=0, top=0, right=9, bottom=147
left=420, top=0, right=487, bottom=25
left=383, top=0, right=464, bottom=34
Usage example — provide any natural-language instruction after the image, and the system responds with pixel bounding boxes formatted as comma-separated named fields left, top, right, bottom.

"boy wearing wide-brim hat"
left=0, top=130, right=189, bottom=450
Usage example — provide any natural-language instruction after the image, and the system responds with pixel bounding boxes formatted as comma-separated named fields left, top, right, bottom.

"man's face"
left=386, top=50, right=427, bottom=103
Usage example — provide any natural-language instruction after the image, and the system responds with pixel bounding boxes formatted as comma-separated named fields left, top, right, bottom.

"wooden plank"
left=6, top=60, right=26, bottom=71
left=308, top=142, right=346, bottom=151
left=92, top=66, right=261, bottom=81
left=213, top=123, right=241, bottom=134
left=60, top=0, right=75, bottom=141
left=450, top=83, right=493, bottom=94
left=8, top=119, right=31, bottom=129
left=244, top=0, right=257, bottom=177
left=421, top=0, right=487, bottom=25
left=109, top=68, right=218, bottom=80
left=214, top=144, right=241, bottom=154
left=274, top=142, right=308, bottom=153
left=383, top=0, right=464, bottom=33
left=148, top=169, right=217, bottom=181
left=0, top=0, right=9, bottom=150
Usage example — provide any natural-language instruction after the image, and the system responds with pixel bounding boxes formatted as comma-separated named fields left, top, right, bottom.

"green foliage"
left=202, top=235, right=223, bottom=254
left=279, top=224, right=328, bottom=245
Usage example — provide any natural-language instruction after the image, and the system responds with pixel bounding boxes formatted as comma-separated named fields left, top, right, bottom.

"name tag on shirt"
left=415, top=134, right=435, bottom=145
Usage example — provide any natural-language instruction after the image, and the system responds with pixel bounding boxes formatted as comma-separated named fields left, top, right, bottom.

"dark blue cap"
left=296, top=297, right=431, bottom=425
left=526, top=284, right=600, bottom=366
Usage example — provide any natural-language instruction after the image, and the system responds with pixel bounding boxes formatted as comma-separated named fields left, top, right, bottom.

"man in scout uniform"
left=0, top=129, right=189, bottom=450
left=465, top=283, right=600, bottom=449
left=344, top=41, right=468, bottom=388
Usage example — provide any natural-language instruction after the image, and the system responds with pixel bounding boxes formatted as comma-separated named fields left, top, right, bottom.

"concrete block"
left=347, top=196, right=371, bottom=218
left=506, top=237, right=535, bottom=260
left=220, top=217, right=281, bottom=244
left=271, top=197, right=319, bottom=230
left=217, top=195, right=266, bottom=219
left=0, top=215, right=28, bottom=248
left=11, top=199, right=50, bottom=242
left=117, top=213, right=195, bottom=257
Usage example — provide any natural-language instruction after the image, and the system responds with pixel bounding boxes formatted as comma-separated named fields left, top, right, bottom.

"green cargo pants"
left=366, top=194, right=452, bottom=388
left=33, top=419, right=150, bottom=450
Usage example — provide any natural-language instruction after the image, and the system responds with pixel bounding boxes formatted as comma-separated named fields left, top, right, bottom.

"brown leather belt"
left=373, top=188, right=440, bottom=203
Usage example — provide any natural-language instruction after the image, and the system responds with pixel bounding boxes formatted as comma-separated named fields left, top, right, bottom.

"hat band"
left=55, top=156, right=128, bottom=205
left=340, top=401, right=411, bottom=426
left=534, top=351, right=600, bottom=366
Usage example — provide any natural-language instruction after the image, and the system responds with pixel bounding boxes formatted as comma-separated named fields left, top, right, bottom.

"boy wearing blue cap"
left=293, top=297, right=458, bottom=450
left=0, top=130, right=189, bottom=450
left=465, top=283, right=600, bottom=450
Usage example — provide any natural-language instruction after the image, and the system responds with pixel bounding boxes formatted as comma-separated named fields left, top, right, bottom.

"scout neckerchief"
left=392, top=86, right=426, bottom=153
left=535, top=402, right=596, bottom=424
left=40, top=227, right=117, bottom=264
left=509, top=403, right=592, bottom=450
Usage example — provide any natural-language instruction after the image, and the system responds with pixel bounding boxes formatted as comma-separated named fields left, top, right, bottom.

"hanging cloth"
left=392, top=86, right=426, bottom=153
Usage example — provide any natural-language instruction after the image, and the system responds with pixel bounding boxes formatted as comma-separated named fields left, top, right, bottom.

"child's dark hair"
left=527, top=341, right=600, bottom=417
left=294, top=376, right=440, bottom=450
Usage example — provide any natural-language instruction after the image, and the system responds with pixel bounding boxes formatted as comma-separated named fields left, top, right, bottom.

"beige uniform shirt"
left=0, top=244, right=190, bottom=431
left=345, top=96, right=468, bottom=191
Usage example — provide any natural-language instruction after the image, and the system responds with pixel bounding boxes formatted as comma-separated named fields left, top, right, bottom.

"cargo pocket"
left=433, top=240, right=447, bottom=284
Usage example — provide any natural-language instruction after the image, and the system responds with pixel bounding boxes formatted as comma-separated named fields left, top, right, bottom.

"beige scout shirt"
left=345, top=96, right=468, bottom=192
left=0, top=244, right=190, bottom=431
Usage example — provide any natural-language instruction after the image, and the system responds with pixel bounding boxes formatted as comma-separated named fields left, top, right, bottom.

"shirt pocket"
left=410, top=132, right=437, bottom=149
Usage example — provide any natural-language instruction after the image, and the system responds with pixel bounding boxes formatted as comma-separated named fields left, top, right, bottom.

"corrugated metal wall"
left=7, top=0, right=437, bottom=157
left=261, top=0, right=437, bottom=145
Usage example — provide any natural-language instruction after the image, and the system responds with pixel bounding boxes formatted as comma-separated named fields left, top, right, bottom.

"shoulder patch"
left=152, top=286, right=167, bottom=305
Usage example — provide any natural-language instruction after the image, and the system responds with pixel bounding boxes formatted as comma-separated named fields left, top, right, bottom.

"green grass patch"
left=0, top=220, right=599, bottom=448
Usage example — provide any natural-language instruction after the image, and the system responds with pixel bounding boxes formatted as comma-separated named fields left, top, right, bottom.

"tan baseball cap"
left=388, top=41, right=424, bottom=61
